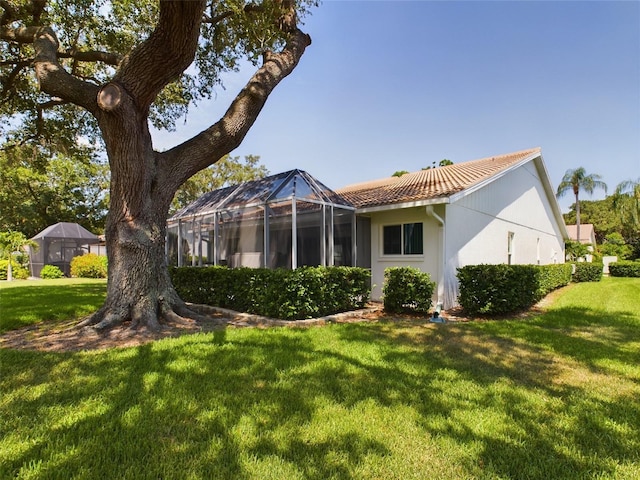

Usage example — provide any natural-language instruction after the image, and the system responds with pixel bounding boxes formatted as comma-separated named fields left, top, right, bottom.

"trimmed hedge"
left=537, top=263, right=573, bottom=297
left=458, top=264, right=539, bottom=315
left=382, top=266, right=435, bottom=314
left=70, top=253, right=108, bottom=278
left=608, top=261, right=640, bottom=278
left=40, top=264, right=64, bottom=279
left=572, top=262, right=603, bottom=282
left=457, top=263, right=572, bottom=316
left=170, top=266, right=371, bottom=320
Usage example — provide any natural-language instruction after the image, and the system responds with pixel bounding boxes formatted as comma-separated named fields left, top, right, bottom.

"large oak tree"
left=1, top=0, right=312, bottom=331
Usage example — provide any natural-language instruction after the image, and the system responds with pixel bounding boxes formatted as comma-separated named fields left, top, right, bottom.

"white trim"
left=357, top=197, right=449, bottom=214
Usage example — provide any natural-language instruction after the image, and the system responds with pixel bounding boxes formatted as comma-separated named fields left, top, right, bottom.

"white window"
left=383, top=223, right=423, bottom=255
left=507, top=231, right=515, bottom=265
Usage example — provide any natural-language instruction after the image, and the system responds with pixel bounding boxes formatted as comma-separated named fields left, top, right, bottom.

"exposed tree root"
left=76, top=297, right=226, bottom=334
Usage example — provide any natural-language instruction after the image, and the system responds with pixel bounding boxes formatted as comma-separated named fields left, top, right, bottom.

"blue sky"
left=152, top=0, right=640, bottom=212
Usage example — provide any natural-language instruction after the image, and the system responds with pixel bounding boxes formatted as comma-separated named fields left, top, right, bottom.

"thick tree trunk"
left=78, top=87, right=207, bottom=332
left=73, top=4, right=310, bottom=333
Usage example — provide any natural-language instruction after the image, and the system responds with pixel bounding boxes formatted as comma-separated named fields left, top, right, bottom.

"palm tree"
left=613, top=178, right=640, bottom=231
left=556, top=167, right=607, bottom=243
left=0, top=231, right=37, bottom=281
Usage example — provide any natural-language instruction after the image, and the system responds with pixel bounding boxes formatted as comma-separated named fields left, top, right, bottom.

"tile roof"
left=336, top=148, right=542, bottom=209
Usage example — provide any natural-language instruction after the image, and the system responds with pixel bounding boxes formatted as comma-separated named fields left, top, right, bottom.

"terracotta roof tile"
left=336, top=148, right=541, bottom=209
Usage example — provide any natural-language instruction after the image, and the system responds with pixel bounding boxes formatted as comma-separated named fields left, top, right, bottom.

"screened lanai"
left=29, top=222, right=101, bottom=277
left=166, top=170, right=357, bottom=269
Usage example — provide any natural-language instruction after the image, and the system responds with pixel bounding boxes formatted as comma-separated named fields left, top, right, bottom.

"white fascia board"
left=355, top=197, right=449, bottom=214
left=534, top=154, right=570, bottom=239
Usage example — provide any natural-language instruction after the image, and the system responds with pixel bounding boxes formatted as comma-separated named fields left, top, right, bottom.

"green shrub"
left=40, top=264, right=64, bottom=279
left=0, top=259, right=29, bottom=280
left=537, top=263, right=572, bottom=297
left=572, top=262, right=603, bottom=282
left=456, top=263, right=572, bottom=316
left=608, top=261, right=640, bottom=278
left=170, top=266, right=371, bottom=320
left=70, top=253, right=108, bottom=278
left=382, top=267, right=435, bottom=314
left=457, top=264, right=541, bottom=316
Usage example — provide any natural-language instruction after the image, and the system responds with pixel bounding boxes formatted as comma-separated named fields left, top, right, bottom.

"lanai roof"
left=170, top=169, right=354, bottom=221
left=336, top=148, right=542, bottom=209
left=31, top=222, right=100, bottom=243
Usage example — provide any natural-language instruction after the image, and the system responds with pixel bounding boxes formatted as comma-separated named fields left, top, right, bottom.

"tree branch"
left=202, top=4, right=265, bottom=25
left=0, top=0, right=17, bottom=26
left=160, top=26, right=311, bottom=189
left=31, top=0, right=46, bottom=26
left=0, top=25, right=39, bottom=42
left=60, top=49, right=122, bottom=66
left=31, top=26, right=99, bottom=114
left=113, top=0, right=206, bottom=112
left=1, top=61, right=28, bottom=98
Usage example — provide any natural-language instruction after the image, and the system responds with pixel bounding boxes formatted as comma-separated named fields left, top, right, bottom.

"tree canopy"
left=1, top=0, right=314, bottom=150
left=1, top=0, right=315, bottom=332
left=170, top=154, right=268, bottom=213
left=613, top=178, right=640, bottom=232
left=0, top=145, right=109, bottom=237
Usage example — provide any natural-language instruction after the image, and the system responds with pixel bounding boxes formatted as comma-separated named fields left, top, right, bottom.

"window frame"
left=382, top=222, right=424, bottom=256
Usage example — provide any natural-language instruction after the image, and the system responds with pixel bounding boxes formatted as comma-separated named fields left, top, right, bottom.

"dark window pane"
left=383, top=225, right=402, bottom=255
left=404, top=223, right=423, bottom=254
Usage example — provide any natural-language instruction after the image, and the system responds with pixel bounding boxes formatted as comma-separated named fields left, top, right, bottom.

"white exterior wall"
left=443, top=160, right=565, bottom=307
left=366, top=159, right=566, bottom=310
left=368, top=206, right=442, bottom=304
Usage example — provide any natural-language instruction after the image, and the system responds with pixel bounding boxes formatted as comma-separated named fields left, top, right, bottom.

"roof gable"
left=336, top=148, right=541, bottom=209
left=566, top=224, right=596, bottom=244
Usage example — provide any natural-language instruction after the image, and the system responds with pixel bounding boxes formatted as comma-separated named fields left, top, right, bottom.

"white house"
left=336, top=147, right=568, bottom=309
left=168, top=147, right=568, bottom=311
left=565, top=224, right=596, bottom=246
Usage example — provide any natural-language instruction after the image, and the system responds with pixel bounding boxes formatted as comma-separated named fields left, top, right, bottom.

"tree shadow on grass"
left=1, top=312, right=639, bottom=479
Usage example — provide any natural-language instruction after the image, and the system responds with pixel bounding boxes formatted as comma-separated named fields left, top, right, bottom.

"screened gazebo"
left=167, top=170, right=357, bottom=269
left=29, top=222, right=101, bottom=277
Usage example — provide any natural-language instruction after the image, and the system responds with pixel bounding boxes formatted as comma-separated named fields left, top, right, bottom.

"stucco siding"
left=368, top=207, right=442, bottom=302
left=443, top=161, right=564, bottom=307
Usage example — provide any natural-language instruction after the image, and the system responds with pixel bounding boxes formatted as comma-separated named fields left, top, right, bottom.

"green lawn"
left=0, top=278, right=107, bottom=333
left=1, top=277, right=639, bottom=479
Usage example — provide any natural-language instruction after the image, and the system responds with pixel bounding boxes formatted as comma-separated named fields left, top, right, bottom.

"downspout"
left=426, top=205, right=445, bottom=308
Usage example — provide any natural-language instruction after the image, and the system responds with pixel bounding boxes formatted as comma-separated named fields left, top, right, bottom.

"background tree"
left=613, top=178, right=640, bottom=231
left=1, top=0, right=313, bottom=332
left=0, top=145, right=109, bottom=237
left=0, top=230, right=37, bottom=281
left=171, top=154, right=268, bottom=213
left=599, top=232, right=632, bottom=260
left=563, top=197, right=640, bottom=260
left=564, top=239, right=591, bottom=262
left=556, top=167, right=607, bottom=244
left=392, top=170, right=409, bottom=177
left=562, top=198, right=619, bottom=244
left=438, top=159, right=453, bottom=166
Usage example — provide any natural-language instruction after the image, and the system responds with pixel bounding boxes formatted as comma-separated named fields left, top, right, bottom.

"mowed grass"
left=0, top=278, right=106, bottom=333
left=0, top=277, right=639, bottom=479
